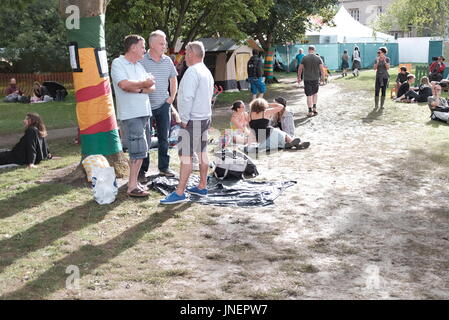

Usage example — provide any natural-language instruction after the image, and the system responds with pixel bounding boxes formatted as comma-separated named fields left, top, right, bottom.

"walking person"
left=139, top=30, right=178, bottom=177
left=374, top=47, right=391, bottom=108
left=160, top=41, right=214, bottom=204
left=247, top=49, right=266, bottom=100
left=295, top=48, right=305, bottom=72
left=352, top=46, right=361, bottom=77
left=111, top=35, right=156, bottom=197
left=341, top=50, right=349, bottom=77
left=297, top=45, right=325, bottom=117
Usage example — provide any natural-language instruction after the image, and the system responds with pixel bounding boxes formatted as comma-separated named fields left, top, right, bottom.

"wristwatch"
left=139, top=88, right=143, bottom=94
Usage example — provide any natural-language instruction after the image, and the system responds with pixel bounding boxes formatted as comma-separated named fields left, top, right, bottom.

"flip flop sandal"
left=127, top=188, right=149, bottom=197
left=307, top=112, right=314, bottom=117
left=285, top=138, right=301, bottom=149
left=312, top=108, right=318, bottom=116
left=296, top=142, right=311, bottom=150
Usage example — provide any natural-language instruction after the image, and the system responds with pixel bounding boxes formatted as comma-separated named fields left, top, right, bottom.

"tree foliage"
left=373, top=0, right=449, bottom=37
left=240, top=0, right=339, bottom=50
left=106, top=0, right=271, bottom=56
left=0, top=0, right=70, bottom=72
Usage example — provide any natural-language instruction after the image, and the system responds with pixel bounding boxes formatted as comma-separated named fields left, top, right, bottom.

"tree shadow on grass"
left=0, top=203, right=191, bottom=299
left=0, top=183, right=76, bottom=220
left=0, top=185, right=135, bottom=274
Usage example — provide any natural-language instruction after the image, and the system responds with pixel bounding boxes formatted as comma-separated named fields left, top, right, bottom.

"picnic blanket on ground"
left=148, top=174, right=296, bottom=207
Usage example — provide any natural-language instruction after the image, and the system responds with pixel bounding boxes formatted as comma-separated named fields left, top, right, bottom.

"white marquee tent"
left=306, top=6, right=395, bottom=43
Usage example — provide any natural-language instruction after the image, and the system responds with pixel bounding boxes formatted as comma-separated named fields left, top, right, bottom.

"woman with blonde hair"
left=404, top=76, right=433, bottom=103
left=249, top=98, right=310, bottom=150
left=0, top=113, right=52, bottom=168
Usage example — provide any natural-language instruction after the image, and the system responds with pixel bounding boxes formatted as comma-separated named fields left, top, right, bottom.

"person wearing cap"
left=297, top=45, right=325, bottom=117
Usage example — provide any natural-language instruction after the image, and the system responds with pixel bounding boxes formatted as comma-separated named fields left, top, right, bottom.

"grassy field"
left=0, top=94, right=77, bottom=135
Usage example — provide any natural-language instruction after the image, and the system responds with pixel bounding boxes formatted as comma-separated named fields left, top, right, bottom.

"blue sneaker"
left=186, top=186, right=208, bottom=197
left=160, top=192, right=188, bottom=205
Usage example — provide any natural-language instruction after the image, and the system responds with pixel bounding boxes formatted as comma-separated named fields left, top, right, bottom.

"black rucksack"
left=247, top=56, right=263, bottom=78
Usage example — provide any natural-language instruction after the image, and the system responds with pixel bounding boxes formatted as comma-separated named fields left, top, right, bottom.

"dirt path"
left=0, top=127, right=78, bottom=147
left=140, top=77, right=449, bottom=299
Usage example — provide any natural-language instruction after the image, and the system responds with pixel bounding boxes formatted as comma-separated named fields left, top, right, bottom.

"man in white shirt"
left=111, top=35, right=155, bottom=197
left=160, top=41, right=214, bottom=204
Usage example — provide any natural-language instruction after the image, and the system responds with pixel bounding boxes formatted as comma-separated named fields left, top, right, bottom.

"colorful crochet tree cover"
left=67, top=14, right=122, bottom=156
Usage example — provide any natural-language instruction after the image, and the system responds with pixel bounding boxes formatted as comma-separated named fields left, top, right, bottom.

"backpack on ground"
left=213, top=149, right=259, bottom=180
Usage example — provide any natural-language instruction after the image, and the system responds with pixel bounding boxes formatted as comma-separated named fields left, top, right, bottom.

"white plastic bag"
left=91, top=167, right=118, bottom=205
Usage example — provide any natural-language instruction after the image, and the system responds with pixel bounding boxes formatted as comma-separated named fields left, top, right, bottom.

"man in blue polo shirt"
left=111, top=35, right=156, bottom=197
left=139, top=30, right=178, bottom=177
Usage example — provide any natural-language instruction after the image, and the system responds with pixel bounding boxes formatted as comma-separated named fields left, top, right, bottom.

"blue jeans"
left=142, top=102, right=171, bottom=173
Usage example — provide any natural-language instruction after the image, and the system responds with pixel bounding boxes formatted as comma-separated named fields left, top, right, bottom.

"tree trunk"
left=59, top=0, right=128, bottom=179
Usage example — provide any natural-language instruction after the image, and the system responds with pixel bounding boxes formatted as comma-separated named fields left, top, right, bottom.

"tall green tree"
left=373, top=0, right=449, bottom=37
left=240, top=0, right=339, bottom=51
left=0, top=0, right=70, bottom=72
left=106, top=0, right=271, bottom=54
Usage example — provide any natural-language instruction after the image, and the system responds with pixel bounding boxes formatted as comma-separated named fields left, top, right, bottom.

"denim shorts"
left=249, top=77, right=266, bottom=95
left=121, top=116, right=151, bottom=160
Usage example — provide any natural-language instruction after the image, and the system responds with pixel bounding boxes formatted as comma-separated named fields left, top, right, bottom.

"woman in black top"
left=0, top=113, right=51, bottom=168
left=374, top=47, right=391, bottom=108
left=396, top=76, right=433, bottom=103
left=248, top=98, right=309, bottom=150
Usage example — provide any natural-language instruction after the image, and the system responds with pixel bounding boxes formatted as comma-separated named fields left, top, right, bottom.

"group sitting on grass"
left=0, top=113, right=54, bottom=169
left=3, top=78, right=55, bottom=104
left=394, top=75, right=433, bottom=103
left=229, top=97, right=310, bottom=151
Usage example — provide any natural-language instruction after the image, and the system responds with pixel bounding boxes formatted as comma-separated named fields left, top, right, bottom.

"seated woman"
left=403, top=76, right=433, bottom=103
left=248, top=98, right=310, bottom=151
left=0, top=113, right=52, bottom=168
left=428, top=84, right=449, bottom=123
left=30, top=81, right=52, bottom=103
left=429, top=56, right=446, bottom=82
left=230, top=100, right=252, bottom=144
left=270, top=97, right=295, bottom=137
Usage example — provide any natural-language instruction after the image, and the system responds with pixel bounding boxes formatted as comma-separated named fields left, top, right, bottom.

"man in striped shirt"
left=139, top=30, right=178, bottom=177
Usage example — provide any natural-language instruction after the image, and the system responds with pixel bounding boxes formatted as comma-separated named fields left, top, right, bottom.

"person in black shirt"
left=395, top=74, right=416, bottom=102
left=247, top=50, right=266, bottom=100
left=0, top=113, right=52, bottom=168
left=404, top=76, right=433, bottom=103
left=394, top=67, right=409, bottom=97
